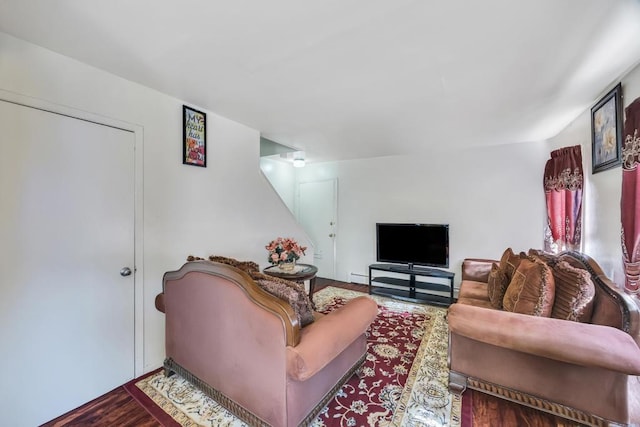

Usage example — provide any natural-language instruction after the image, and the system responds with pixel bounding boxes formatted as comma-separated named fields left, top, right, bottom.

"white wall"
left=252, top=64, right=640, bottom=298
left=286, top=64, right=640, bottom=291
left=0, top=32, right=312, bottom=373
left=547, top=62, right=640, bottom=286
left=259, top=157, right=297, bottom=212
left=295, top=141, right=550, bottom=287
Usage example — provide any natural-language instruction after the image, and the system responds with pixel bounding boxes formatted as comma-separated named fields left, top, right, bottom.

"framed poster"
left=183, top=105, right=206, bottom=167
left=591, top=83, right=622, bottom=174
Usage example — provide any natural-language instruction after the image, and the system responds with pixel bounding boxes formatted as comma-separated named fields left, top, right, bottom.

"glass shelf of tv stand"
left=368, top=263, right=455, bottom=307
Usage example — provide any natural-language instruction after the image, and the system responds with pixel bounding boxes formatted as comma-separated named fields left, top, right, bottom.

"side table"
left=263, top=263, right=319, bottom=298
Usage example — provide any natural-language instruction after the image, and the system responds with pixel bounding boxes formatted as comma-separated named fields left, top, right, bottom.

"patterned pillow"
left=487, top=263, right=510, bottom=309
left=550, top=261, right=595, bottom=322
left=207, top=255, right=260, bottom=273
left=250, top=271, right=316, bottom=327
left=499, top=248, right=523, bottom=282
left=503, top=257, right=555, bottom=317
left=527, top=249, right=558, bottom=267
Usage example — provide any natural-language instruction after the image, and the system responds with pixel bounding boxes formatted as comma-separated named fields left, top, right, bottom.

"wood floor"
left=41, top=386, right=158, bottom=427
left=42, top=279, right=581, bottom=427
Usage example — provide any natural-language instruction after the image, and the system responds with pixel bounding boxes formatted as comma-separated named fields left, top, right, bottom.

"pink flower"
left=266, top=237, right=306, bottom=265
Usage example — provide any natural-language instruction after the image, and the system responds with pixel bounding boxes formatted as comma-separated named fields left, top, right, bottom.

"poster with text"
left=183, top=105, right=206, bottom=167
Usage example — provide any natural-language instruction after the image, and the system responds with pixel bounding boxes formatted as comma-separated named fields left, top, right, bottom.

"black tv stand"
left=390, top=263, right=436, bottom=274
left=368, top=263, right=455, bottom=306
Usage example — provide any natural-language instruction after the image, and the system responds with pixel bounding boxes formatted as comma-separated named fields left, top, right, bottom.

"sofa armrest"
left=155, top=293, right=165, bottom=313
left=448, top=303, right=640, bottom=375
left=286, top=296, right=378, bottom=381
left=461, top=258, right=496, bottom=283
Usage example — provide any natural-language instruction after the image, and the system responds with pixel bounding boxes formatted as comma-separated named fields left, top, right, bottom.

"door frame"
left=0, top=89, right=145, bottom=377
left=296, top=178, right=338, bottom=279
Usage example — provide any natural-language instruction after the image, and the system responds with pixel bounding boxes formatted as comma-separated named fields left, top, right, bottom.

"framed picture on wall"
left=183, top=105, right=206, bottom=167
left=591, top=83, right=623, bottom=174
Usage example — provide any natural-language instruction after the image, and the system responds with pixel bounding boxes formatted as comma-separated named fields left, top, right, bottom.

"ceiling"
left=2, top=0, right=640, bottom=163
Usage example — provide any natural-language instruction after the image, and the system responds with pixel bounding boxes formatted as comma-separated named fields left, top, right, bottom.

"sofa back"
left=557, top=252, right=640, bottom=345
left=461, top=258, right=496, bottom=283
left=162, top=261, right=302, bottom=426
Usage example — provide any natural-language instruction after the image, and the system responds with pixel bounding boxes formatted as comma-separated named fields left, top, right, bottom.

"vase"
left=278, top=261, right=296, bottom=272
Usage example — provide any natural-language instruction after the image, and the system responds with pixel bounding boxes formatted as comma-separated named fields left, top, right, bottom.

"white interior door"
left=0, top=100, right=136, bottom=426
left=298, top=179, right=337, bottom=279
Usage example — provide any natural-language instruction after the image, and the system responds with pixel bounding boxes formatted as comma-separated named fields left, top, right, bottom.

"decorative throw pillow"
left=550, top=261, right=595, bottom=322
left=527, top=249, right=557, bottom=267
left=556, top=253, right=588, bottom=270
left=503, top=257, right=555, bottom=316
left=208, top=255, right=259, bottom=273
left=499, top=248, right=522, bottom=282
left=250, top=271, right=316, bottom=327
left=487, top=263, right=510, bottom=309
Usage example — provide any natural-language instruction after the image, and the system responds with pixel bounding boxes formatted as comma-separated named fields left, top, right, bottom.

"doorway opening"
left=259, top=137, right=337, bottom=279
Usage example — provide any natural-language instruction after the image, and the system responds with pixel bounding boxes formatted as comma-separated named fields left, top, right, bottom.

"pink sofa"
left=448, top=251, right=640, bottom=426
left=155, top=260, right=378, bottom=427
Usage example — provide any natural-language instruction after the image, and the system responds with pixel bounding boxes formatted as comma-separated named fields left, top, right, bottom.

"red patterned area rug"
left=125, top=287, right=467, bottom=426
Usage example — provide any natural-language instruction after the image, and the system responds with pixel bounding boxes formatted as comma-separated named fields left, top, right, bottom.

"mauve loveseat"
left=155, top=260, right=378, bottom=427
left=448, top=250, right=640, bottom=426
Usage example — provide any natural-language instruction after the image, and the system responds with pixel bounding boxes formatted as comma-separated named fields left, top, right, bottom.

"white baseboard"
left=349, top=272, right=369, bottom=284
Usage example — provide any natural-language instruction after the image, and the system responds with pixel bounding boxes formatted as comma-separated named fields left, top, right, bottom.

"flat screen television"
left=376, top=223, right=449, bottom=268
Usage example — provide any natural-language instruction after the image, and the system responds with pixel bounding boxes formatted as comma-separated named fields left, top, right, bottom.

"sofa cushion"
left=458, top=280, right=493, bottom=309
left=487, top=263, right=510, bottom=309
left=503, top=257, right=555, bottom=316
left=459, top=280, right=490, bottom=300
left=499, top=248, right=522, bottom=281
left=456, top=296, right=494, bottom=309
left=550, top=261, right=596, bottom=322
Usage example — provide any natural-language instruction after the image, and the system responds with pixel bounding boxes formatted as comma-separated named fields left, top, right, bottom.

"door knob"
left=120, top=267, right=132, bottom=277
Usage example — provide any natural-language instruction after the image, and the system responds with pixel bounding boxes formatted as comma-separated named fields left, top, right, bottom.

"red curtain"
left=543, top=145, right=583, bottom=253
left=621, top=97, right=640, bottom=294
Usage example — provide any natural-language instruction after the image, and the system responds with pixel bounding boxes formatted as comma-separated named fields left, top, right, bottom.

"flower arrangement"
left=266, top=237, right=307, bottom=266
